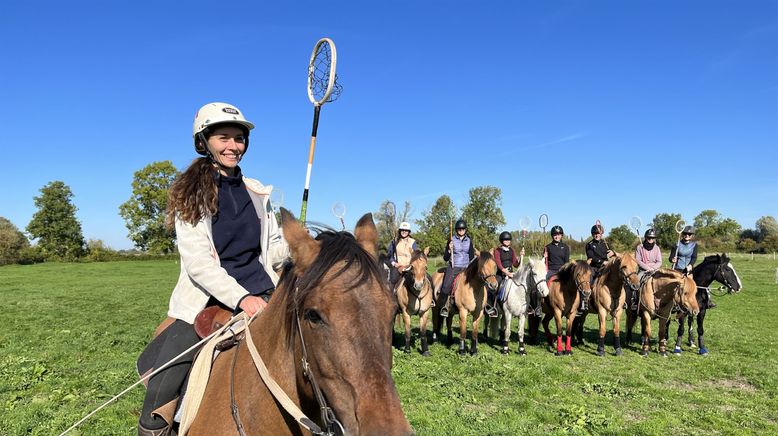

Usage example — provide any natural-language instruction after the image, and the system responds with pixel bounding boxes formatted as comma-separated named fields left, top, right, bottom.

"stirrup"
left=485, top=306, right=497, bottom=318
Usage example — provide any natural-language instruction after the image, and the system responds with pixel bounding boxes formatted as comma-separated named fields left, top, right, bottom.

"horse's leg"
left=658, top=312, right=669, bottom=357
left=640, top=310, right=652, bottom=357
left=542, top=312, right=554, bottom=348
left=572, top=313, right=585, bottom=346
left=517, top=314, right=527, bottom=355
left=697, top=310, right=708, bottom=355
left=612, top=307, right=623, bottom=356
left=471, top=311, right=481, bottom=356
left=596, top=306, right=607, bottom=356
left=674, top=313, right=686, bottom=354
left=527, top=313, right=539, bottom=345
left=431, top=306, right=439, bottom=344
left=501, top=309, right=512, bottom=354
left=625, top=309, right=635, bottom=346
left=458, top=308, right=468, bottom=355
left=554, top=309, right=565, bottom=356
left=687, top=310, right=696, bottom=348
left=419, top=309, right=431, bottom=357
left=446, top=312, right=454, bottom=346
left=402, top=309, right=412, bottom=354
left=564, top=312, right=575, bottom=355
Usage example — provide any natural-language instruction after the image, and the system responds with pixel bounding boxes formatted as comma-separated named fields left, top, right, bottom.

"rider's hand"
left=448, top=241, right=454, bottom=251
left=685, top=265, right=692, bottom=273
left=607, top=249, right=615, bottom=257
left=239, top=295, right=268, bottom=317
left=507, top=272, right=514, bottom=278
left=520, top=248, right=525, bottom=257
left=671, top=256, right=677, bottom=263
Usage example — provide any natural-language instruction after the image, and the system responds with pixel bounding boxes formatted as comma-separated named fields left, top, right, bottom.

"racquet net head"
left=308, top=38, right=342, bottom=105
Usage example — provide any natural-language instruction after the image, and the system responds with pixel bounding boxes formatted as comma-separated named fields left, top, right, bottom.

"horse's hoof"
left=403, top=347, right=411, bottom=354
left=659, top=351, right=668, bottom=358
left=596, top=348, right=605, bottom=357
left=422, top=350, right=431, bottom=357
left=458, top=349, right=467, bottom=356
left=699, top=347, right=709, bottom=356
left=673, top=346, right=682, bottom=355
left=470, top=350, right=478, bottom=357
left=566, top=350, right=573, bottom=356
left=518, top=348, right=527, bottom=356
left=555, top=351, right=563, bottom=356
left=689, top=342, right=697, bottom=349
left=640, top=350, right=648, bottom=357
left=614, top=347, right=623, bottom=356
left=500, top=348, right=509, bottom=355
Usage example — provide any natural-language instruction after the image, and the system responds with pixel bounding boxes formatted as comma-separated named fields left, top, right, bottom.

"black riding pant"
left=139, top=319, right=199, bottom=429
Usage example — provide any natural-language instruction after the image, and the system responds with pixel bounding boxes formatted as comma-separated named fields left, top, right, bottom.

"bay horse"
left=625, top=268, right=700, bottom=357
left=498, top=258, right=549, bottom=355
left=186, top=209, right=412, bottom=435
left=394, top=247, right=434, bottom=355
left=671, top=253, right=742, bottom=355
left=431, top=251, right=499, bottom=355
left=541, top=261, right=593, bottom=356
left=573, top=253, right=640, bottom=356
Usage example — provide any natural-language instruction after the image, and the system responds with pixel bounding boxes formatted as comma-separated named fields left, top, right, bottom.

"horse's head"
left=679, top=273, right=701, bottom=316
left=280, top=209, right=412, bottom=434
left=408, top=247, right=430, bottom=291
left=473, top=249, right=499, bottom=291
left=618, top=252, right=640, bottom=291
left=527, top=258, right=550, bottom=298
left=717, top=253, right=743, bottom=293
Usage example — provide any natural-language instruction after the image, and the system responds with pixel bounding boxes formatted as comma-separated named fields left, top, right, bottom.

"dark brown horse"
left=573, top=253, right=640, bottom=356
left=186, top=209, right=412, bottom=435
left=625, top=268, right=700, bottom=357
left=394, top=247, right=434, bottom=355
left=541, top=261, right=592, bottom=356
left=431, top=251, right=499, bottom=355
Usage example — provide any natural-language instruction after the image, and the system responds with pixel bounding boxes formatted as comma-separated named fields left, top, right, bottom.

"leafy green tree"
left=415, top=195, right=457, bottom=257
left=0, top=217, right=29, bottom=265
left=693, top=210, right=741, bottom=251
left=606, top=224, right=638, bottom=253
left=461, top=186, right=505, bottom=252
left=762, top=234, right=778, bottom=253
left=756, top=216, right=778, bottom=242
left=26, top=181, right=86, bottom=260
left=119, top=161, right=179, bottom=254
left=650, top=213, right=683, bottom=250
left=374, top=200, right=412, bottom=254
left=737, top=238, right=757, bottom=253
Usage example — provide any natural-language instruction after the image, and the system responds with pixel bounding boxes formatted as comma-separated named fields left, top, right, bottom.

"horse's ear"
left=280, top=208, right=321, bottom=274
left=423, top=246, right=430, bottom=256
left=354, top=213, right=378, bottom=258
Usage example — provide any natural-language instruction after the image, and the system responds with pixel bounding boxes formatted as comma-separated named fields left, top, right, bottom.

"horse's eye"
left=303, top=309, right=325, bottom=325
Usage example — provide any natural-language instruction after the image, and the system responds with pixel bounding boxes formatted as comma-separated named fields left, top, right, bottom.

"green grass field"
left=1, top=257, right=777, bottom=435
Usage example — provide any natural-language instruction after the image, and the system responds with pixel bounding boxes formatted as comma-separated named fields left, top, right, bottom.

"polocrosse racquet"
left=299, top=37, right=342, bottom=225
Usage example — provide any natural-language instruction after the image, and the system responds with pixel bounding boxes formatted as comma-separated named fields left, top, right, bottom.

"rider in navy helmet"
left=537, top=225, right=569, bottom=317
left=488, top=231, right=525, bottom=317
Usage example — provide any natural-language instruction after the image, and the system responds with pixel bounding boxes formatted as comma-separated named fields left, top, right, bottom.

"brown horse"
left=541, top=261, right=593, bottom=356
left=625, top=268, right=700, bottom=357
left=187, top=209, right=412, bottom=435
left=394, top=247, right=434, bottom=355
left=574, top=253, right=640, bottom=356
left=431, top=251, right=499, bottom=355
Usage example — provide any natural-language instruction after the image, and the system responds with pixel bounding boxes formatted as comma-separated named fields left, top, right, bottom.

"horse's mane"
left=276, top=229, right=387, bottom=342
left=465, top=250, right=494, bottom=282
left=410, top=249, right=427, bottom=263
left=556, top=260, right=589, bottom=282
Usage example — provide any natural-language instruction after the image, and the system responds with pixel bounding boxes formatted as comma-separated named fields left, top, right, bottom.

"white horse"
left=498, top=258, right=550, bottom=354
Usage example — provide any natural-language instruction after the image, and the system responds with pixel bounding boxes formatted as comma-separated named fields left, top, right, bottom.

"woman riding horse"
left=138, top=102, right=289, bottom=436
left=438, top=219, right=476, bottom=318
left=386, top=221, right=419, bottom=290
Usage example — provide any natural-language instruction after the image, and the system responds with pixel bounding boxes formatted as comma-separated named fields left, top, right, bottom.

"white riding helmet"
left=399, top=222, right=412, bottom=232
left=192, top=102, right=255, bottom=156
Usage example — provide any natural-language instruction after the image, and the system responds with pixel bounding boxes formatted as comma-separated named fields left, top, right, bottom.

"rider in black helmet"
left=586, top=224, right=615, bottom=271
left=669, top=226, right=712, bottom=308
left=537, top=225, right=569, bottom=317
left=439, top=219, right=476, bottom=317
left=487, top=231, right=525, bottom=317
left=632, top=228, right=662, bottom=310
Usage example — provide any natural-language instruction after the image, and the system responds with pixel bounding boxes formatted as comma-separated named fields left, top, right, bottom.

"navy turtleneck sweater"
left=211, top=169, right=275, bottom=296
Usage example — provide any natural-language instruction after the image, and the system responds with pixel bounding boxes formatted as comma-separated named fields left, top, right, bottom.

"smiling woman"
left=137, top=102, right=290, bottom=435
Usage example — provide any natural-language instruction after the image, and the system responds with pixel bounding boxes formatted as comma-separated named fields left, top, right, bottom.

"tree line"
left=2, top=161, right=777, bottom=265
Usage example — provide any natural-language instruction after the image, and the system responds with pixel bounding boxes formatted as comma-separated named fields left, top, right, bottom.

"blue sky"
left=1, top=1, right=776, bottom=249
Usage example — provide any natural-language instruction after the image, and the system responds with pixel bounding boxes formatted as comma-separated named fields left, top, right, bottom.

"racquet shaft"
left=300, top=105, right=322, bottom=224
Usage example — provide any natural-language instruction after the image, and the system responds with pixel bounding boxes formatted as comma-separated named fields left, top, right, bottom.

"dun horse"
left=573, top=253, right=640, bottom=356
left=186, top=209, right=412, bottom=434
left=394, top=248, right=434, bottom=355
left=625, top=268, right=699, bottom=357
left=498, top=258, right=549, bottom=355
left=672, top=253, right=742, bottom=355
left=431, top=251, right=499, bottom=355
left=541, top=261, right=593, bottom=356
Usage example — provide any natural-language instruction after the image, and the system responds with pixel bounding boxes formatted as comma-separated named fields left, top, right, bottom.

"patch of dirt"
left=708, top=378, right=757, bottom=392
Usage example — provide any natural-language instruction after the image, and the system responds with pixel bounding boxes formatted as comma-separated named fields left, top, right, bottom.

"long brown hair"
left=166, top=157, right=218, bottom=230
